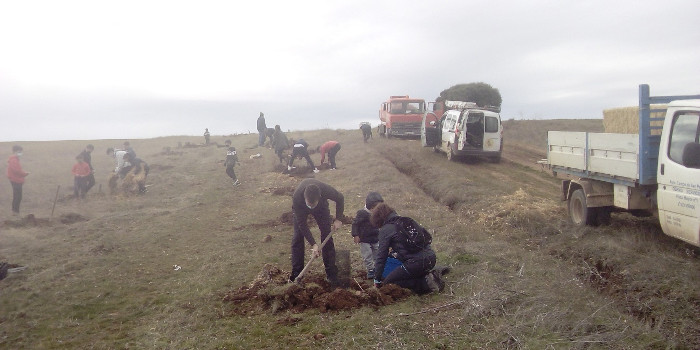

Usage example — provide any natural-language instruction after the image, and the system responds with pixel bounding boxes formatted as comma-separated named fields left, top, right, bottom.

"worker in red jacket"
left=72, top=154, right=91, bottom=199
left=319, top=140, right=341, bottom=170
left=7, top=145, right=30, bottom=215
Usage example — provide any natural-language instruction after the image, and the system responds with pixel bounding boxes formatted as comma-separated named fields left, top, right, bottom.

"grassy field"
left=1, top=120, right=698, bottom=349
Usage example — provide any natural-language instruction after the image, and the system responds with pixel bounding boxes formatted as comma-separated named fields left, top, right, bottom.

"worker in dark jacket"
left=351, top=192, right=384, bottom=279
left=271, top=125, right=290, bottom=163
left=360, top=123, right=372, bottom=143
left=370, top=203, right=445, bottom=294
left=288, top=139, right=319, bottom=173
left=290, top=179, right=344, bottom=286
left=256, top=112, right=267, bottom=147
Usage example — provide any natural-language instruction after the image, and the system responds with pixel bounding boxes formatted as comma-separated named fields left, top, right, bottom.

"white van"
left=421, top=101, right=503, bottom=162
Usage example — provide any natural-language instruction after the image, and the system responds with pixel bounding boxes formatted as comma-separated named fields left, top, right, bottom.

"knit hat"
left=365, top=192, right=384, bottom=210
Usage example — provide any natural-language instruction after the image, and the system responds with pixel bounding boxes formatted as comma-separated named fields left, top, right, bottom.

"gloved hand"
left=311, top=244, right=320, bottom=258
left=374, top=279, right=382, bottom=288
left=353, top=236, right=360, bottom=244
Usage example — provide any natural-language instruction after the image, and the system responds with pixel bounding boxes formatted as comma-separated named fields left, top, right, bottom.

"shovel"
left=294, top=227, right=336, bottom=284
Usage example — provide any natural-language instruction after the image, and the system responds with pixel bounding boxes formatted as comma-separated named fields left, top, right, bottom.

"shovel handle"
left=294, top=227, right=336, bottom=284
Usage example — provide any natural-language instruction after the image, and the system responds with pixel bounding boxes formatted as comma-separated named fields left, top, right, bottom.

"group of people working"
left=290, top=178, right=448, bottom=294
left=256, top=112, right=342, bottom=173
left=6, top=141, right=148, bottom=216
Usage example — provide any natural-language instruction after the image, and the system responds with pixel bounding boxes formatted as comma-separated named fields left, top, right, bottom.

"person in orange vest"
left=319, top=140, right=341, bottom=170
left=72, top=154, right=91, bottom=199
left=7, top=145, right=30, bottom=215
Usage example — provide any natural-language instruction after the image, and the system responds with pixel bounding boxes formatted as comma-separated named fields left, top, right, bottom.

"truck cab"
left=421, top=101, right=503, bottom=162
left=656, top=100, right=700, bottom=246
left=379, top=96, right=426, bottom=138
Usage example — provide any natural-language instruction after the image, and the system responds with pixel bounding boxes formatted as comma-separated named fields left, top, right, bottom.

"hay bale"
left=603, top=105, right=666, bottom=134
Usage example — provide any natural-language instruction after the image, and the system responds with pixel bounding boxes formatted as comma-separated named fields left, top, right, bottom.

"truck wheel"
left=568, top=189, right=598, bottom=226
left=386, top=128, right=392, bottom=139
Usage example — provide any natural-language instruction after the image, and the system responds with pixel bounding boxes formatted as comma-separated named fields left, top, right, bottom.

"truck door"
left=657, top=109, right=700, bottom=247
left=442, top=113, right=456, bottom=150
left=421, top=112, right=441, bottom=147
left=457, top=112, right=467, bottom=150
left=483, top=114, right=502, bottom=152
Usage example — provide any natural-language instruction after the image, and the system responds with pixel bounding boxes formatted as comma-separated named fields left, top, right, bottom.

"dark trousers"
left=74, top=177, right=87, bottom=198
left=384, top=252, right=436, bottom=295
left=226, top=166, right=237, bottom=180
left=85, top=173, right=95, bottom=193
left=362, top=129, right=372, bottom=142
left=10, top=181, right=22, bottom=214
left=289, top=148, right=315, bottom=169
left=328, top=143, right=341, bottom=169
left=275, top=148, right=286, bottom=163
left=290, top=205, right=338, bottom=281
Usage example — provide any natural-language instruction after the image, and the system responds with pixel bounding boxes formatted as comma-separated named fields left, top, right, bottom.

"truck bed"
left=548, top=131, right=640, bottom=185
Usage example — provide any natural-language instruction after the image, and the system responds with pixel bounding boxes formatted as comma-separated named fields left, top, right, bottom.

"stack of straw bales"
left=603, top=104, right=666, bottom=134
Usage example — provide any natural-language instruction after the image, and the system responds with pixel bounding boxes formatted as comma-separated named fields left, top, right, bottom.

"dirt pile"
left=223, top=264, right=413, bottom=314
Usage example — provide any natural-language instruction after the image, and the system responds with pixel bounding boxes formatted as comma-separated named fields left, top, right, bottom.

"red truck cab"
left=378, top=96, right=426, bottom=138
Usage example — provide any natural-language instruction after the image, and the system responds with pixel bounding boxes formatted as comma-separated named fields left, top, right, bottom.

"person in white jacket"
left=106, top=148, right=131, bottom=177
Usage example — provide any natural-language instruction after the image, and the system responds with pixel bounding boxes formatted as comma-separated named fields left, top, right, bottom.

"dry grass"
left=0, top=123, right=698, bottom=349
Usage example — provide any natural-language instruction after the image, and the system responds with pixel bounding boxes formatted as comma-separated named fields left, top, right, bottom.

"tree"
left=436, top=82, right=502, bottom=107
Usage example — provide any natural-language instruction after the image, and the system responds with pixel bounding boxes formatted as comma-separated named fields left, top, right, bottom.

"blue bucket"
left=382, top=257, right=402, bottom=279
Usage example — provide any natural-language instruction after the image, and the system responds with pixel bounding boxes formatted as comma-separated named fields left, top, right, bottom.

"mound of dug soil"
left=223, top=264, right=413, bottom=314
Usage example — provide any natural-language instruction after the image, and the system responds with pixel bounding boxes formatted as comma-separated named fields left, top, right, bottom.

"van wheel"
left=568, top=189, right=597, bottom=226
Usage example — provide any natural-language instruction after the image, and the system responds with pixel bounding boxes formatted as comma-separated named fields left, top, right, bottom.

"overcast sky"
left=1, top=0, right=699, bottom=142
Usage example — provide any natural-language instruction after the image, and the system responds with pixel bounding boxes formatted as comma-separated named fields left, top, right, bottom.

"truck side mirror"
left=429, top=120, right=436, bottom=126
left=682, top=142, right=700, bottom=169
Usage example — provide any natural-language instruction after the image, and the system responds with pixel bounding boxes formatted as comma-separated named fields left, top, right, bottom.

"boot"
left=425, top=271, right=444, bottom=293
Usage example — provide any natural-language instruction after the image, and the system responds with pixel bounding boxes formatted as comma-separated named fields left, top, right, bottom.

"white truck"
left=546, top=84, right=700, bottom=247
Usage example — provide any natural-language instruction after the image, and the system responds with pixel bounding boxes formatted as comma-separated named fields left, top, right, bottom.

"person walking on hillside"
left=360, top=123, right=372, bottom=143
left=72, top=154, right=91, bottom=199
left=289, top=179, right=345, bottom=286
left=288, top=139, right=319, bottom=173
left=319, top=140, right=341, bottom=170
left=7, top=145, right=29, bottom=215
left=351, top=192, right=384, bottom=279
left=204, top=128, right=211, bottom=145
left=271, top=125, right=290, bottom=164
left=224, top=146, right=241, bottom=186
left=257, top=112, right=267, bottom=147
left=370, top=202, right=448, bottom=294
left=79, top=144, right=95, bottom=194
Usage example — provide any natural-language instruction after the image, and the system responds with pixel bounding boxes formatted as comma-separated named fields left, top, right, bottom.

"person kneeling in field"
left=122, top=152, right=149, bottom=194
left=370, top=203, right=449, bottom=294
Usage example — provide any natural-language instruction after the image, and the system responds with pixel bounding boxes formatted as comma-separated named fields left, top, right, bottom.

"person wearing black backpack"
left=370, top=202, right=448, bottom=294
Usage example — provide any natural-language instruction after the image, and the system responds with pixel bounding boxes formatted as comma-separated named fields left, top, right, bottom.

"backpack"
left=394, top=216, right=432, bottom=253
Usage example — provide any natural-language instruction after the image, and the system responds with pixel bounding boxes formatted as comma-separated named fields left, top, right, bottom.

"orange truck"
left=378, top=96, right=426, bottom=138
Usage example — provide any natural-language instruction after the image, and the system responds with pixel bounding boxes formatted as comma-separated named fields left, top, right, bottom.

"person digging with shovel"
left=289, top=179, right=344, bottom=287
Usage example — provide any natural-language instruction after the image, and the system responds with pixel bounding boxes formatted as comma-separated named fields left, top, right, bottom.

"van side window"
left=668, top=112, right=700, bottom=165
left=485, top=116, right=499, bottom=133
